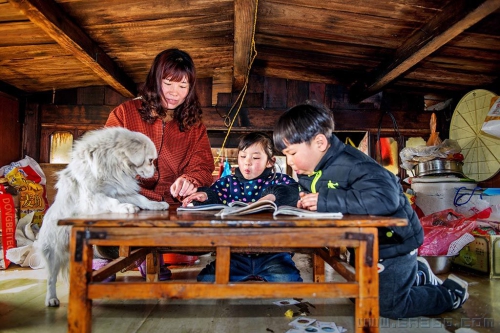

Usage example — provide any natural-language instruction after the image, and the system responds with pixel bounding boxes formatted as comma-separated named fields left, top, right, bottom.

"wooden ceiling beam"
left=351, top=0, right=500, bottom=103
left=8, top=0, right=137, bottom=98
left=0, top=80, right=28, bottom=98
left=233, top=0, right=258, bottom=91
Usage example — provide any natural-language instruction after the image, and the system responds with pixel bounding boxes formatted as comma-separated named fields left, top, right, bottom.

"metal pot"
left=414, top=159, right=465, bottom=177
left=422, top=256, right=453, bottom=274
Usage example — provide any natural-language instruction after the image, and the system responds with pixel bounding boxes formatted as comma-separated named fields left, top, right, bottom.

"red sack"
left=418, top=209, right=476, bottom=256
left=0, top=191, right=17, bottom=269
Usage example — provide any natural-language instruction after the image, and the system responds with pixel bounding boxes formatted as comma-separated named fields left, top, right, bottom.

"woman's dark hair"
left=139, top=48, right=202, bottom=131
left=273, top=100, right=335, bottom=152
left=238, top=132, right=276, bottom=162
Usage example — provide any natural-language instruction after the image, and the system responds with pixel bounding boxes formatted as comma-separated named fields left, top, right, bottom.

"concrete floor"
left=0, top=253, right=498, bottom=333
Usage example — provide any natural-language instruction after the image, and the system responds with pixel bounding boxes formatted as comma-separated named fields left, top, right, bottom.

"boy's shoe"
left=442, top=274, right=469, bottom=309
left=138, top=259, right=172, bottom=281
left=92, top=258, right=116, bottom=282
left=415, top=257, right=443, bottom=286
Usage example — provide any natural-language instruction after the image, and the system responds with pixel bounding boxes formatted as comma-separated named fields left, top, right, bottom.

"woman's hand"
left=170, top=177, right=196, bottom=200
left=181, top=192, right=208, bottom=207
left=297, top=192, right=318, bottom=211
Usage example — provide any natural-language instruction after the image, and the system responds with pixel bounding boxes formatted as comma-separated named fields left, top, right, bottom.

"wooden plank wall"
left=0, top=92, right=21, bottom=166
left=24, top=75, right=435, bottom=163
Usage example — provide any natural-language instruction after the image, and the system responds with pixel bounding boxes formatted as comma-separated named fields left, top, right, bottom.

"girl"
left=182, top=131, right=303, bottom=282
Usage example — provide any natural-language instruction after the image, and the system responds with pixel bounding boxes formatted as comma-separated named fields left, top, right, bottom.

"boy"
left=273, top=100, right=469, bottom=319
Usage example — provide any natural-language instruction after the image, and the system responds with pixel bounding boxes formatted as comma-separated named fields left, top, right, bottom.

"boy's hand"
left=259, top=194, right=276, bottom=202
left=298, top=192, right=318, bottom=211
left=181, top=192, right=207, bottom=207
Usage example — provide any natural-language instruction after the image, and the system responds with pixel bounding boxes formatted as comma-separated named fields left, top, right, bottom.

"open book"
left=176, top=201, right=247, bottom=212
left=214, top=199, right=343, bottom=218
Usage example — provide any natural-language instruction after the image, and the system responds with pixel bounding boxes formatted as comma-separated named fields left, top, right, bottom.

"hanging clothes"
left=221, top=160, right=232, bottom=177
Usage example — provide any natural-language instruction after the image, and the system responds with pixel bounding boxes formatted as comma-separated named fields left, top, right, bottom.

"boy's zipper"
left=310, top=170, right=322, bottom=193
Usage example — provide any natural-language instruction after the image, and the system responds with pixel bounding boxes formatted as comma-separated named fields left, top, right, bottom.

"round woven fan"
left=449, top=89, right=500, bottom=181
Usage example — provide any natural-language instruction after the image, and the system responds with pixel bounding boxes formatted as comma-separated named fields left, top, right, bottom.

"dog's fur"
left=38, top=127, right=169, bottom=307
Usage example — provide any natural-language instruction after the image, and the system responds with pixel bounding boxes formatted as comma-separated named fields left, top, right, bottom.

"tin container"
left=414, top=159, right=464, bottom=177
left=422, top=256, right=453, bottom=274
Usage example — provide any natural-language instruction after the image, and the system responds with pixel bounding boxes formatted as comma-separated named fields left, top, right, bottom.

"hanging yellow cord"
left=216, top=0, right=259, bottom=162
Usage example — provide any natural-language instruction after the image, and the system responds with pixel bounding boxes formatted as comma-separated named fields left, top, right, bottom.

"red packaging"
left=0, top=190, right=17, bottom=269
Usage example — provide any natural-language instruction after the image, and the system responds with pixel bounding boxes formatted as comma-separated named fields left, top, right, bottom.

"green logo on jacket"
left=327, top=180, right=338, bottom=189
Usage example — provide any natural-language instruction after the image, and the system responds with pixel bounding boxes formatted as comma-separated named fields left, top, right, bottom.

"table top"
left=58, top=206, right=408, bottom=228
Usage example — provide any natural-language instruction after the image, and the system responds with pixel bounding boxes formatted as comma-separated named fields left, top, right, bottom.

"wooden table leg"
left=313, top=253, right=325, bottom=282
left=145, top=250, right=159, bottom=282
left=68, top=227, right=93, bottom=333
left=215, top=246, right=230, bottom=284
left=119, top=246, right=130, bottom=257
left=354, top=228, right=379, bottom=333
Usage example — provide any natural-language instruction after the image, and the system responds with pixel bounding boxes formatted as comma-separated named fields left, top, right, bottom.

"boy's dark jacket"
left=298, top=135, right=424, bottom=259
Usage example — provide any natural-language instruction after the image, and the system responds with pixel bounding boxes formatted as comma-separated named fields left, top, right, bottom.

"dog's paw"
left=114, top=203, right=140, bottom=213
left=45, top=297, right=60, bottom=307
left=146, top=201, right=170, bottom=211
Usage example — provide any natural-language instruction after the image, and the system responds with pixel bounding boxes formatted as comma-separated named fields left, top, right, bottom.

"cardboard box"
left=491, top=236, right=500, bottom=278
left=452, top=220, right=500, bottom=278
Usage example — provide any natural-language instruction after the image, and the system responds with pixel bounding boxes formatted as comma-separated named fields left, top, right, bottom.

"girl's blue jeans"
left=197, top=252, right=303, bottom=282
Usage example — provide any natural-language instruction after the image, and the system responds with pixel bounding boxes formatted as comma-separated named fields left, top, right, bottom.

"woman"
left=106, top=48, right=214, bottom=204
left=97, top=49, right=215, bottom=279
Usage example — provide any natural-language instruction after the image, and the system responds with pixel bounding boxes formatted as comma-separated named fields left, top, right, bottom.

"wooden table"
left=59, top=207, right=407, bottom=333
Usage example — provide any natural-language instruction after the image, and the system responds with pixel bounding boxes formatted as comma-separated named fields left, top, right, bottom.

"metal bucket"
left=422, top=256, right=453, bottom=274
left=414, top=159, right=465, bottom=177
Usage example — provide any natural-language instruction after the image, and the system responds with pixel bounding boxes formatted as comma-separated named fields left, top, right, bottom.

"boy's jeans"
left=197, top=252, right=303, bottom=282
left=378, top=250, right=453, bottom=318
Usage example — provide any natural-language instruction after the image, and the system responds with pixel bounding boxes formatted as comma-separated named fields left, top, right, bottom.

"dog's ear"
left=124, top=139, right=146, bottom=167
left=84, top=148, right=101, bottom=177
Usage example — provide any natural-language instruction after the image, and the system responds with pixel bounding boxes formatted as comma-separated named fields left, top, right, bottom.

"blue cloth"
left=197, top=253, right=303, bottom=282
left=220, top=160, right=232, bottom=177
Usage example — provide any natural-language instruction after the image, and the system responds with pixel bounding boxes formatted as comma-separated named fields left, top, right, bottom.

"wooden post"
left=354, top=227, right=380, bottom=333
left=145, top=250, right=159, bottom=282
left=68, top=227, right=93, bottom=333
left=313, top=253, right=325, bottom=282
left=215, top=246, right=231, bottom=284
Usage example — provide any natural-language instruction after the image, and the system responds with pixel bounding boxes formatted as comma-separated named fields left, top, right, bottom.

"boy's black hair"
left=273, top=100, right=335, bottom=152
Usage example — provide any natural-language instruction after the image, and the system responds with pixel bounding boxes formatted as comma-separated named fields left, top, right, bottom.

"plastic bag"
left=399, top=139, right=462, bottom=172
left=481, top=96, right=500, bottom=138
left=454, top=186, right=492, bottom=219
left=1, top=156, right=49, bottom=227
left=418, top=209, right=476, bottom=256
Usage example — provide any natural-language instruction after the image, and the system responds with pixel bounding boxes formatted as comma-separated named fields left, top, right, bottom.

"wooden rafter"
left=8, top=0, right=137, bottom=98
left=0, top=80, right=27, bottom=98
left=233, top=0, right=258, bottom=91
left=351, top=0, right=500, bottom=102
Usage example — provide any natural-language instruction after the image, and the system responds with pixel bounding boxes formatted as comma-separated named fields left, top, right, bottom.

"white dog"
left=38, top=126, right=169, bottom=307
